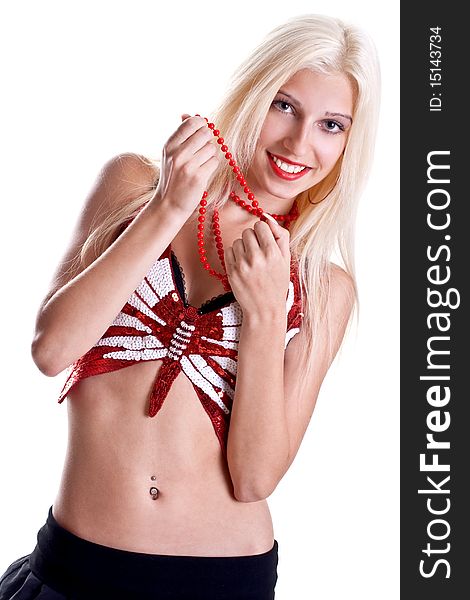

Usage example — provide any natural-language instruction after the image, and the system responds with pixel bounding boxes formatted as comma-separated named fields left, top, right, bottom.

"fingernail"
left=263, top=212, right=278, bottom=225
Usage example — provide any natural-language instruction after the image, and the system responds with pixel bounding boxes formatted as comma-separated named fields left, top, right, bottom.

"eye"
left=272, top=99, right=295, bottom=115
left=321, top=120, right=345, bottom=134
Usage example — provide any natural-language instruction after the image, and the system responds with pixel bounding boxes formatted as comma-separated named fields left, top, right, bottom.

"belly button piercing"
left=149, top=475, right=159, bottom=499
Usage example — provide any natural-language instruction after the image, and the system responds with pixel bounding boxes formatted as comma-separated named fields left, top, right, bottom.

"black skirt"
left=0, top=506, right=278, bottom=599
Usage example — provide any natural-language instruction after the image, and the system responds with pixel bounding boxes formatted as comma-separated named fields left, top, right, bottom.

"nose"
left=282, top=119, right=316, bottom=163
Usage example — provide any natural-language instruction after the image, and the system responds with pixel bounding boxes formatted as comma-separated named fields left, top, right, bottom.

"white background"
left=0, top=1, right=399, bottom=598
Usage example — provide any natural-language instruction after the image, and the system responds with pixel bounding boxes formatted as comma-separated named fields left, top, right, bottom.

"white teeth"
left=270, top=153, right=306, bottom=174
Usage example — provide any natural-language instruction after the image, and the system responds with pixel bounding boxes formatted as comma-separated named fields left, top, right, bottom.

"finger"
left=174, top=127, right=214, bottom=162
left=231, top=238, right=246, bottom=263
left=181, top=113, right=192, bottom=121
left=224, top=246, right=236, bottom=271
left=166, top=116, right=207, bottom=150
left=261, top=212, right=282, bottom=235
left=178, top=127, right=218, bottom=162
left=190, top=139, right=218, bottom=167
left=241, top=226, right=263, bottom=260
left=260, top=214, right=290, bottom=257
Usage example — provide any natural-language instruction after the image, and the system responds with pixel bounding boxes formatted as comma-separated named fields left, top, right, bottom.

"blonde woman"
left=0, top=14, right=380, bottom=600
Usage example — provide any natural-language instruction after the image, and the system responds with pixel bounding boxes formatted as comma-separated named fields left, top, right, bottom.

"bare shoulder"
left=93, top=152, right=158, bottom=206
left=326, top=263, right=356, bottom=324
left=37, top=152, right=158, bottom=310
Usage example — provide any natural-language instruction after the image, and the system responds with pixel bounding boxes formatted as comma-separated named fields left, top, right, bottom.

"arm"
left=31, top=154, right=191, bottom=376
left=32, top=116, right=218, bottom=377
left=227, top=265, right=355, bottom=502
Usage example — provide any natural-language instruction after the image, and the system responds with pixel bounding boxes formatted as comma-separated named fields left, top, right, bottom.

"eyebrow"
left=277, top=90, right=353, bottom=124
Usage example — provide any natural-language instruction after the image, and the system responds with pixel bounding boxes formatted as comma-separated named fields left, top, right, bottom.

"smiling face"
left=245, top=68, right=355, bottom=211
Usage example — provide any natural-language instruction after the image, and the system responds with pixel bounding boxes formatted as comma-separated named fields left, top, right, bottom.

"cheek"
left=258, top=113, right=286, bottom=148
left=321, top=137, right=346, bottom=167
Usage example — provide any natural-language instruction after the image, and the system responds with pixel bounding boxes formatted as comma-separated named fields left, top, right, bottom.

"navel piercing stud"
left=149, top=486, right=159, bottom=500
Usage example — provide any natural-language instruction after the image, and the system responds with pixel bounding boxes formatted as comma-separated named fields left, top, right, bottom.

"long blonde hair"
left=77, top=14, right=380, bottom=393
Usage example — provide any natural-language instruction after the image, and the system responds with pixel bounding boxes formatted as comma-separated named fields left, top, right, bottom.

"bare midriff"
left=52, top=360, right=275, bottom=557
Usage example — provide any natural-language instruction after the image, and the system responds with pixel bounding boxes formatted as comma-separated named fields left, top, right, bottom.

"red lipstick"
left=267, top=152, right=311, bottom=181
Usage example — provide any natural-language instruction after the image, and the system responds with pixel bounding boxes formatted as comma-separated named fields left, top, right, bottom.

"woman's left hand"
left=224, top=215, right=291, bottom=316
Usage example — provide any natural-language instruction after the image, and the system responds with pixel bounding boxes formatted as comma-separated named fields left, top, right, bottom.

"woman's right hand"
left=153, top=114, right=220, bottom=215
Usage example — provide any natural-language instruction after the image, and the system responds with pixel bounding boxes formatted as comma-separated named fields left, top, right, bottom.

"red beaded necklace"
left=196, top=116, right=300, bottom=292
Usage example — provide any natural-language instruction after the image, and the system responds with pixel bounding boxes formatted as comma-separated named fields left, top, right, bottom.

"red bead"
left=192, top=118, right=302, bottom=284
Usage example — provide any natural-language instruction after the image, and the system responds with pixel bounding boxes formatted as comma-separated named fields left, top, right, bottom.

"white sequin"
left=103, top=348, right=167, bottom=361
left=180, top=356, right=230, bottom=413
left=97, top=335, right=164, bottom=350
left=219, top=303, right=243, bottom=326
left=175, top=327, right=191, bottom=338
left=200, top=336, right=238, bottom=350
left=145, top=257, right=175, bottom=299
left=285, top=327, right=300, bottom=349
left=135, top=278, right=159, bottom=308
left=127, top=294, right=166, bottom=324
left=210, top=355, right=238, bottom=376
left=188, top=355, right=235, bottom=400
left=111, top=312, right=152, bottom=333
left=219, top=326, right=240, bottom=342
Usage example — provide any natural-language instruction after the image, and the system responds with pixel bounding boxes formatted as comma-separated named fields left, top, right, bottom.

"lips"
left=267, top=152, right=312, bottom=181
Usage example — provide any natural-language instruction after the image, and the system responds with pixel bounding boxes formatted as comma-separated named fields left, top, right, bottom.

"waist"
left=54, top=449, right=274, bottom=555
left=29, top=506, right=279, bottom=599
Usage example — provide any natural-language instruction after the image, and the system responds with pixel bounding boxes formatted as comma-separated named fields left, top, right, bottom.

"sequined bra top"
left=57, top=209, right=304, bottom=457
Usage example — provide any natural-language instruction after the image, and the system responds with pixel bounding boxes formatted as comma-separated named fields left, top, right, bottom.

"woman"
left=0, top=13, right=380, bottom=600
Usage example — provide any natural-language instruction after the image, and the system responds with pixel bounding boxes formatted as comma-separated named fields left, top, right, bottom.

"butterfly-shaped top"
left=57, top=209, right=304, bottom=457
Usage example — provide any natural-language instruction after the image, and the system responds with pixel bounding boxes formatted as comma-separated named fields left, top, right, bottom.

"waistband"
left=29, top=506, right=278, bottom=599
